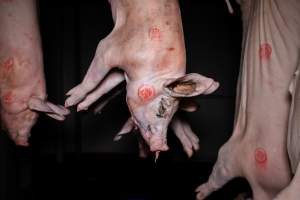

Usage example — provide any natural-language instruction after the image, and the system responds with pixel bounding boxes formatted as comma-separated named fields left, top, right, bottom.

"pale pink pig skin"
left=196, top=0, right=300, bottom=199
left=0, top=0, right=69, bottom=146
left=65, top=0, right=219, bottom=154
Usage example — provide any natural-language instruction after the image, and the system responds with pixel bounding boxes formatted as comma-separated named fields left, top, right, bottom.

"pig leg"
left=28, top=97, right=69, bottom=121
left=65, top=40, right=115, bottom=107
left=170, top=115, right=199, bottom=158
left=0, top=0, right=69, bottom=146
left=76, top=70, right=125, bottom=111
left=195, top=141, right=241, bottom=200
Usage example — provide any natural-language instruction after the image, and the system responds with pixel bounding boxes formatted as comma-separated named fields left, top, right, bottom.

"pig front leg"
left=170, top=114, right=199, bottom=158
left=0, top=0, right=69, bottom=145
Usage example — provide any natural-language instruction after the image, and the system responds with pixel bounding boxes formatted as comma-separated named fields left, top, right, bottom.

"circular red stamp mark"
left=259, top=43, right=272, bottom=60
left=149, top=27, right=161, bottom=41
left=255, top=147, right=267, bottom=164
left=138, top=85, right=155, bottom=102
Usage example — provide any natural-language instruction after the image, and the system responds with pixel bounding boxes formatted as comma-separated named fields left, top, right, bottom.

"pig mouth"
left=148, top=134, right=169, bottom=152
left=131, top=117, right=169, bottom=153
left=141, top=125, right=169, bottom=153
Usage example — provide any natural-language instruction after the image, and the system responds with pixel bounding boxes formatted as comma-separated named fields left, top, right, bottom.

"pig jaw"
left=128, top=95, right=179, bottom=152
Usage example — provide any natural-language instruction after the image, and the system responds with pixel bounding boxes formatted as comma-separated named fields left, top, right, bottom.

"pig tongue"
left=155, top=151, right=160, bottom=163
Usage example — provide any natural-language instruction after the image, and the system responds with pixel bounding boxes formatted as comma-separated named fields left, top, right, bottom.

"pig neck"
left=109, top=0, right=186, bottom=82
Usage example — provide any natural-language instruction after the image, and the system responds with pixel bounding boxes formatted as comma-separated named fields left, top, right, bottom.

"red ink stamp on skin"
left=3, top=57, right=13, bottom=72
left=149, top=27, right=161, bottom=41
left=3, top=91, right=14, bottom=104
left=138, top=85, right=155, bottom=102
left=255, top=147, right=267, bottom=166
left=259, top=43, right=272, bottom=60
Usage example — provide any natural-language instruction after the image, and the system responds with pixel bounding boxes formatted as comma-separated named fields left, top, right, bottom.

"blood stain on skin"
left=167, top=47, right=175, bottom=51
left=3, top=91, right=14, bottom=104
left=138, top=85, right=155, bottom=102
left=2, top=57, right=14, bottom=73
left=149, top=27, right=161, bottom=41
left=259, top=43, right=272, bottom=60
left=255, top=147, right=267, bottom=169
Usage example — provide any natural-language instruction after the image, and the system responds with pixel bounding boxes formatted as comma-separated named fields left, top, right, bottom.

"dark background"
left=0, top=0, right=251, bottom=199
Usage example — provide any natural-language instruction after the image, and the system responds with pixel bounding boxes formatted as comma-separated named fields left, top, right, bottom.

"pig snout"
left=149, top=135, right=169, bottom=152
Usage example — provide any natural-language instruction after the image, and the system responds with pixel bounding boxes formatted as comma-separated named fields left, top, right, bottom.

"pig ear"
left=163, top=73, right=219, bottom=97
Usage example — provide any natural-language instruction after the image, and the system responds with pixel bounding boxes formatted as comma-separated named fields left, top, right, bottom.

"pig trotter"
left=195, top=144, right=238, bottom=199
left=28, top=96, right=70, bottom=121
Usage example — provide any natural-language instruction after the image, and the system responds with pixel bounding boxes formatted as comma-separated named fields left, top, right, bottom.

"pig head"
left=125, top=74, right=219, bottom=152
left=65, top=0, right=219, bottom=153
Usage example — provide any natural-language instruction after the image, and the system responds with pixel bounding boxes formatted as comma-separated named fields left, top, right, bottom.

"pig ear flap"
left=163, top=73, right=219, bottom=98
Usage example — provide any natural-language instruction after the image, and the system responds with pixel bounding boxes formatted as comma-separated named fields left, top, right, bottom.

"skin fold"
left=0, top=0, right=69, bottom=146
left=65, top=0, right=219, bottom=155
